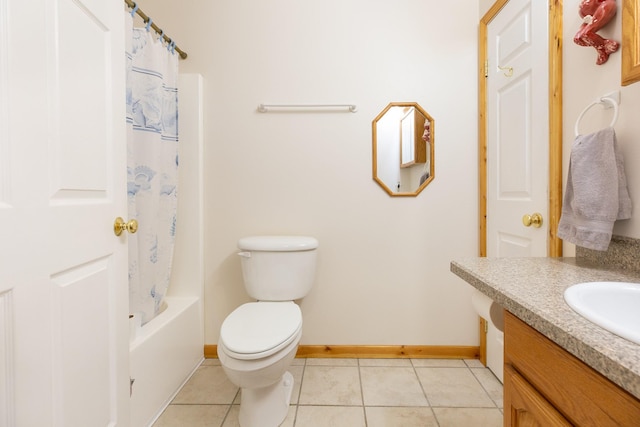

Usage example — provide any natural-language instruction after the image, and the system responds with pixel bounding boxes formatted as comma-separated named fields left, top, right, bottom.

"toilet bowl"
left=218, top=301, right=302, bottom=427
left=217, top=236, right=318, bottom=427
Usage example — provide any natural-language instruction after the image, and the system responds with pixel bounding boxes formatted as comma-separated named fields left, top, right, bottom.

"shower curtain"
left=125, top=10, right=179, bottom=325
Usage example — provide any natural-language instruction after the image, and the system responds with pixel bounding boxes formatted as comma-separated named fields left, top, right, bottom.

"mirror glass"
left=372, top=102, right=434, bottom=196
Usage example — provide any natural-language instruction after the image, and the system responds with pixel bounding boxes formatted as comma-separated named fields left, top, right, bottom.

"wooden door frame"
left=478, top=0, right=563, bottom=258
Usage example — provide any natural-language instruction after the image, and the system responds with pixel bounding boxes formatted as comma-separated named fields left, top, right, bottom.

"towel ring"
left=574, top=96, right=619, bottom=137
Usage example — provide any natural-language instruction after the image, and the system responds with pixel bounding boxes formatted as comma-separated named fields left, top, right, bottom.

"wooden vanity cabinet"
left=504, top=364, right=571, bottom=426
left=504, top=311, right=640, bottom=427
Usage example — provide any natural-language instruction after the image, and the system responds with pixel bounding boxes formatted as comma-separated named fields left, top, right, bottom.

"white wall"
left=479, top=0, right=496, bottom=17
left=138, top=0, right=480, bottom=347
left=562, top=0, right=640, bottom=248
left=137, top=0, right=640, bottom=349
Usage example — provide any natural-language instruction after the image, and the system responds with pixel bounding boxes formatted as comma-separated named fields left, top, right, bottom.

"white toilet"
left=217, top=235, right=319, bottom=427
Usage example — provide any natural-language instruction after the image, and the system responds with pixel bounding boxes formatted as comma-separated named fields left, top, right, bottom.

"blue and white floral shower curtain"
left=125, top=10, right=179, bottom=325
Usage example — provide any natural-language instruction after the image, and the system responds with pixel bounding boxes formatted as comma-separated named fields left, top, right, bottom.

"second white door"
left=486, top=0, right=549, bottom=258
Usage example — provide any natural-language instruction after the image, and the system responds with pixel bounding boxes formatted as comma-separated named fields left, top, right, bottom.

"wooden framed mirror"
left=622, top=0, right=640, bottom=85
left=372, top=102, right=435, bottom=197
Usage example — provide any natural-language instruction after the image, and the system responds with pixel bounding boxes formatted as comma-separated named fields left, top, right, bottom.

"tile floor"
left=153, top=358, right=503, bottom=427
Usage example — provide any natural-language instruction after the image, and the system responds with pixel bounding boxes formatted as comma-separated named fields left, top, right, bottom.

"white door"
left=486, top=0, right=549, bottom=258
left=0, top=1, right=129, bottom=426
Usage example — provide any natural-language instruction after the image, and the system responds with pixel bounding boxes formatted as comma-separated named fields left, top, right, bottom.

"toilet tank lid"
left=238, top=235, right=319, bottom=251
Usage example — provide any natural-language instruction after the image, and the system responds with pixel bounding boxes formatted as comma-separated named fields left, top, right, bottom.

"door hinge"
left=484, top=60, right=489, bottom=78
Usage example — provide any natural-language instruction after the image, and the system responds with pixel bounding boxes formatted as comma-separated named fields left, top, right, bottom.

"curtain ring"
left=145, top=18, right=152, bottom=32
left=129, top=2, right=139, bottom=17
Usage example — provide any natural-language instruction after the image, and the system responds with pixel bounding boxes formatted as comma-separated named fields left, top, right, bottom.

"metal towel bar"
left=257, top=104, right=357, bottom=113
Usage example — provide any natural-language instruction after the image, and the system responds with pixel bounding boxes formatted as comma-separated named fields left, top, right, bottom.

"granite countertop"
left=450, top=257, right=640, bottom=400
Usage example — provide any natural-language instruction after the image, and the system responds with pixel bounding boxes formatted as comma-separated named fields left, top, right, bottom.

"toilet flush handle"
left=237, top=251, right=252, bottom=258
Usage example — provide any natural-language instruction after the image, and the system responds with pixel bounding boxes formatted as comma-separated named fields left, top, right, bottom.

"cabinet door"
left=504, top=365, right=572, bottom=427
left=505, top=311, right=640, bottom=426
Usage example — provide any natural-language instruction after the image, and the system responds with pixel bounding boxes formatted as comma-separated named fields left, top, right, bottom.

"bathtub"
left=129, top=73, right=205, bottom=426
left=129, top=296, right=203, bottom=426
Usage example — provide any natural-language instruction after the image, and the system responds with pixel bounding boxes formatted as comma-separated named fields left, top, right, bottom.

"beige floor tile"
left=464, top=359, right=485, bottom=368
left=289, top=365, right=304, bottom=404
left=172, top=366, right=239, bottom=405
left=291, top=357, right=307, bottom=366
left=358, top=358, right=412, bottom=367
left=221, top=404, right=296, bottom=427
left=295, top=406, right=366, bottom=427
left=411, top=359, right=467, bottom=368
left=471, top=368, right=503, bottom=409
left=298, top=366, right=362, bottom=405
left=158, top=358, right=506, bottom=426
left=360, top=367, right=428, bottom=407
left=365, top=406, right=438, bottom=427
left=416, top=367, right=495, bottom=408
left=281, top=405, right=297, bottom=427
left=304, top=358, right=358, bottom=366
left=220, top=405, right=239, bottom=427
left=152, top=404, right=229, bottom=427
left=432, top=407, right=503, bottom=427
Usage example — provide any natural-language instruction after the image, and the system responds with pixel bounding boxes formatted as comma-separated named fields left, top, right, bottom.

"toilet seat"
left=220, top=301, right=302, bottom=360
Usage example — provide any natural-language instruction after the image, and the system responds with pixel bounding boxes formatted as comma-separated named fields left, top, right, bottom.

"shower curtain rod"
left=124, top=0, right=188, bottom=59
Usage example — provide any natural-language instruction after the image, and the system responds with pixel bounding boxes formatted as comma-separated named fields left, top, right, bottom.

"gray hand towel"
left=557, top=127, right=632, bottom=251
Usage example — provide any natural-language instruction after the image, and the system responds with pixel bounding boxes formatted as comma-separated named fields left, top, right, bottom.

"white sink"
left=564, top=281, right=640, bottom=345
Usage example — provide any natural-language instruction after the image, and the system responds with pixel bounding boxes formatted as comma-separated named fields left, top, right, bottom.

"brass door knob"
left=114, top=217, right=138, bottom=236
left=522, top=213, right=543, bottom=228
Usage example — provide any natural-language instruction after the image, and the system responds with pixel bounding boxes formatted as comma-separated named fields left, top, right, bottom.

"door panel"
left=497, top=5, right=531, bottom=61
left=53, top=0, right=110, bottom=194
left=1, top=0, right=128, bottom=425
left=498, top=232, right=533, bottom=257
left=51, top=258, right=113, bottom=426
left=498, top=74, right=531, bottom=198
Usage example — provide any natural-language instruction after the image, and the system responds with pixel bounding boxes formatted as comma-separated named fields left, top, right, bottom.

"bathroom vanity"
left=451, top=257, right=640, bottom=426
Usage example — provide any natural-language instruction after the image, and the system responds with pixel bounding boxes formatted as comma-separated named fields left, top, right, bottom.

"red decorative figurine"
left=574, top=0, right=619, bottom=65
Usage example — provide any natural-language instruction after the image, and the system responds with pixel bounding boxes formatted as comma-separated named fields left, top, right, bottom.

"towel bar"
left=574, top=96, right=619, bottom=136
left=257, top=104, right=357, bottom=113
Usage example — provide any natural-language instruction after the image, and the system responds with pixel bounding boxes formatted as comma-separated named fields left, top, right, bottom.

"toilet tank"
left=237, top=236, right=319, bottom=301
